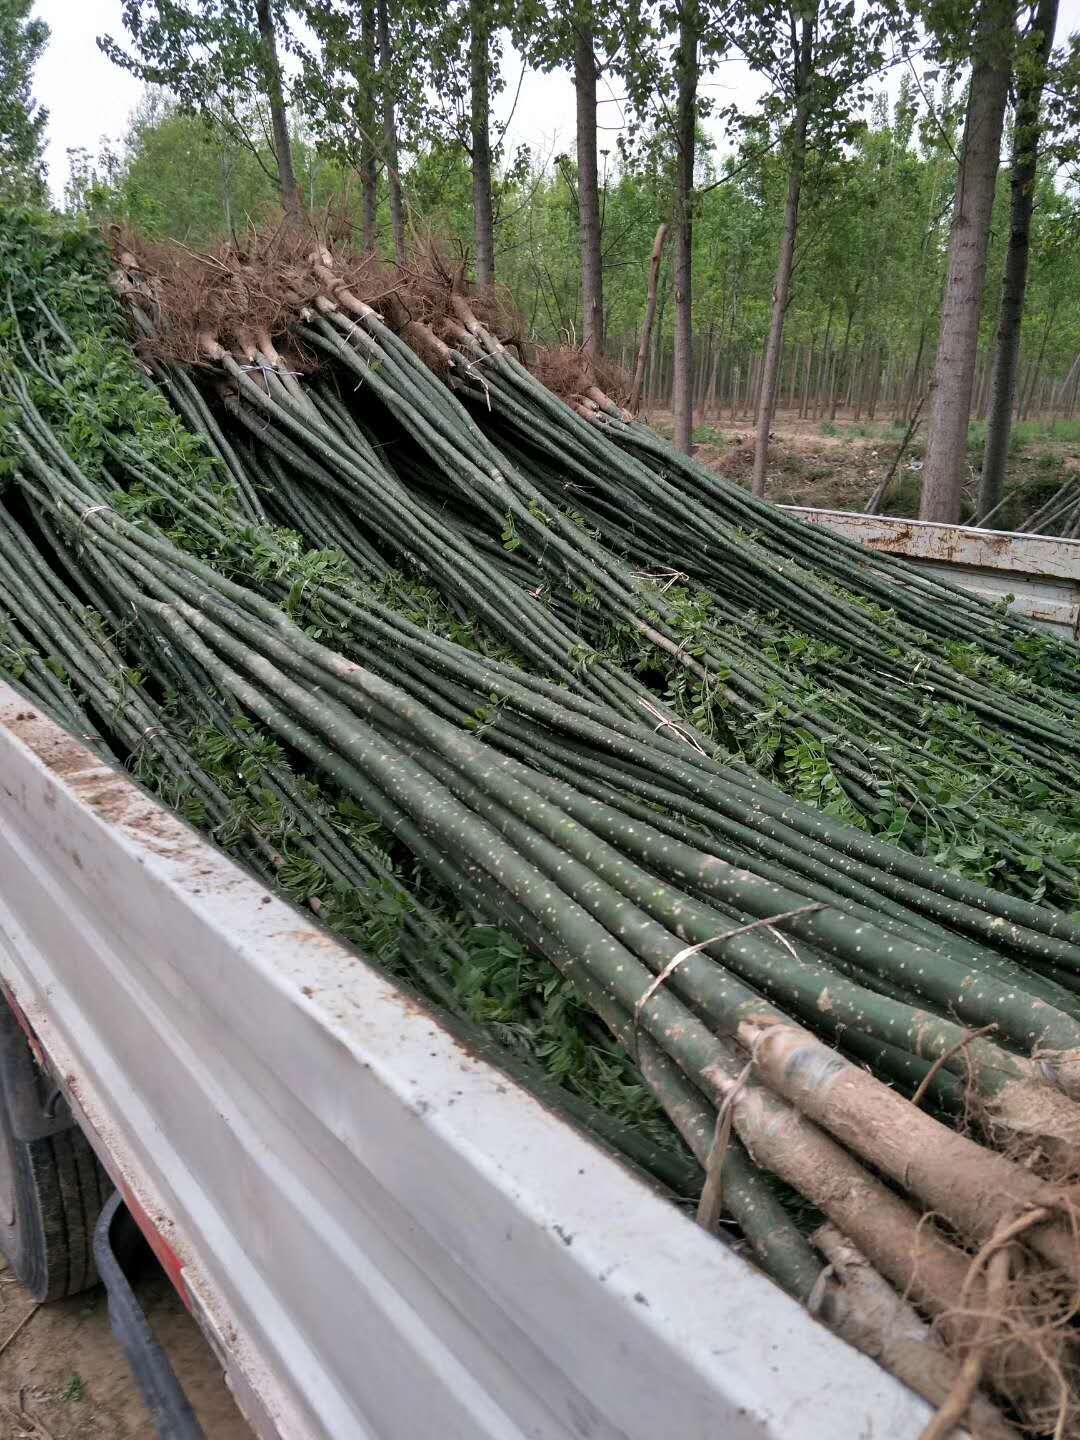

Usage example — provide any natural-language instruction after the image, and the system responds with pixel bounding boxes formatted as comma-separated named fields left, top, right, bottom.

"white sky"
left=31, top=0, right=1080, bottom=202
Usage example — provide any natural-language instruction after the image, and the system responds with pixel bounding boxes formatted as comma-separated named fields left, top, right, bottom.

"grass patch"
left=63, top=1374, right=86, bottom=1403
left=692, top=423, right=728, bottom=446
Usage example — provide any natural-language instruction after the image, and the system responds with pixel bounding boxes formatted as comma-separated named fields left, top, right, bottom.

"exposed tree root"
left=813, top=1224, right=1018, bottom=1440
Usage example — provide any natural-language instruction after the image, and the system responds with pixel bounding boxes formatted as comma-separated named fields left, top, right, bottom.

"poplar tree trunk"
left=360, top=0, right=378, bottom=251
left=920, top=0, right=1014, bottom=523
left=470, top=0, right=496, bottom=285
left=815, top=306, right=833, bottom=418
left=575, top=22, right=604, bottom=358
left=977, top=0, right=1057, bottom=522
left=672, top=1, right=699, bottom=455
left=830, top=308, right=854, bottom=420
left=376, top=0, right=406, bottom=265
left=1021, top=308, right=1055, bottom=414
left=752, top=16, right=813, bottom=497
left=631, top=224, right=668, bottom=411
left=255, top=0, right=301, bottom=222
left=902, top=324, right=927, bottom=423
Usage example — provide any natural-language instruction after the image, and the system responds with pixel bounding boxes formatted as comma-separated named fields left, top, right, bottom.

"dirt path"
left=0, top=1261, right=251, bottom=1439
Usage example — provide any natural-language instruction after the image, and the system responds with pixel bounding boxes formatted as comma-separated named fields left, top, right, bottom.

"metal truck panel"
left=0, top=684, right=930, bottom=1438
left=784, top=507, right=1080, bottom=639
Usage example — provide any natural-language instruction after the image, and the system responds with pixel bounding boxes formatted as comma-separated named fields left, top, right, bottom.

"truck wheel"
left=0, top=1000, right=112, bottom=1300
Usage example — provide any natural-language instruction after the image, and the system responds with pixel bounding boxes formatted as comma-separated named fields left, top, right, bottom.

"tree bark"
left=707, top=336, right=721, bottom=417
left=649, top=270, right=669, bottom=403
left=255, top=0, right=301, bottom=222
left=672, top=1, right=699, bottom=455
left=829, top=308, right=852, bottom=421
left=815, top=306, right=834, bottom=418
left=867, top=345, right=882, bottom=420
left=920, top=0, right=1014, bottom=522
left=575, top=22, right=604, bottom=358
left=376, top=0, right=406, bottom=264
left=360, top=0, right=378, bottom=250
left=1020, top=302, right=1057, bottom=416
left=630, top=223, right=668, bottom=411
left=470, top=0, right=496, bottom=284
left=799, top=339, right=813, bottom=420
left=977, top=0, right=1057, bottom=520
left=752, top=16, right=813, bottom=496
left=902, top=323, right=927, bottom=423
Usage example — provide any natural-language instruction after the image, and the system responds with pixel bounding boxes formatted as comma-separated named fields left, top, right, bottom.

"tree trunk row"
left=626, top=334, right=1074, bottom=425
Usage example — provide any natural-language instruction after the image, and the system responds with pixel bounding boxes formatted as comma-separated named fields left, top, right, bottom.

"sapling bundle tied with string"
left=3, top=208, right=1080, bottom=1436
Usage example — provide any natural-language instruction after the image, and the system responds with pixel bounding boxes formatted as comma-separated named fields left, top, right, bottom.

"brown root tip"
left=255, top=328, right=283, bottom=369
left=401, top=321, right=454, bottom=376
left=450, top=293, right=483, bottom=334
left=232, top=326, right=258, bottom=364
left=1042, top=1049, right=1080, bottom=1103
left=812, top=1226, right=1020, bottom=1440
left=197, top=332, right=226, bottom=363
left=981, top=1074, right=1080, bottom=1178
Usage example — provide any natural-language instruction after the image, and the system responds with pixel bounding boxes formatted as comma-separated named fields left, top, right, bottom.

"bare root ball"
left=532, top=346, right=634, bottom=410
left=112, top=223, right=531, bottom=378
left=937, top=1237, right=1080, bottom=1438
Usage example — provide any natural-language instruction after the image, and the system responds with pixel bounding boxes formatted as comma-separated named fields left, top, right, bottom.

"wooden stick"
left=0, top=1303, right=40, bottom=1359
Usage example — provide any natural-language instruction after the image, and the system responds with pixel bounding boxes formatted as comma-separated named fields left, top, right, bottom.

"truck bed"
left=783, top=507, right=1080, bottom=640
left=0, top=682, right=930, bottom=1438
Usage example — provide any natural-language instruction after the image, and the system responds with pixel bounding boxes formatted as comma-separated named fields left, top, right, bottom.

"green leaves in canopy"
left=99, top=1, right=299, bottom=114
left=0, top=0, right=50, bottom=205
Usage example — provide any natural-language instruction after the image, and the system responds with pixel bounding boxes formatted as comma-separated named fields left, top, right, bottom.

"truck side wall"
left=0, top=687, right=930, bottom=1440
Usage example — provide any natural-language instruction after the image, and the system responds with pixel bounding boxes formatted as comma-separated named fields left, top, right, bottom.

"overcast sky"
left=31, top=0, right=1080, bottom=203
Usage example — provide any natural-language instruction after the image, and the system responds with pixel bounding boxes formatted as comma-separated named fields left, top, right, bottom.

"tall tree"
left=671, top=0, right=700, bottom=453
left=574, top=18, right=605, bottom=355
left=419, top=0, right=510, bottom=283
left=256, top=0, right=301, bottom=219
left=101, top=1, right=303, bottom=221
left=375, top=0, right=406, bottom=262
left=619, top=1, right=723, bottom=453
left=721, top=0, right=906, bottom=497
left=920, top=0, right=1016, bottom=523
left=513, top=0, right=635, bottom=357
left=977, top=0, right=1059, bottom=521
left=360, top=0, right=378, bottom=248
left=469, top=0, right=496, bottom=283
left=0, top=0, right=49, bottom=204
left=300, top=0, right=423, bottom=257
left=751, top=13, right=812, bottom=495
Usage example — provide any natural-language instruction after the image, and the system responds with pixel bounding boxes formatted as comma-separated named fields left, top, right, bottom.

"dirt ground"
left=647, top=406, right=1080, bottom=528
left=0, top=1260, right=250, bottom=1440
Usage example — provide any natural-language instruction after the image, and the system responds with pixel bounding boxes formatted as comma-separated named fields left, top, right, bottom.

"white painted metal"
left=0, top=685, right=931, bottom=1439
left=783, top=506, right=1080, bottom=639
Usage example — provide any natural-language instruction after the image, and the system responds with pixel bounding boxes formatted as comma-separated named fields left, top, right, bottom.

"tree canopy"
left=0, top=0, right=49, bottom=204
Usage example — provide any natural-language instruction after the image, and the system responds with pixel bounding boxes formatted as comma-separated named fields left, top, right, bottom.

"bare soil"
left=646, top=407, right=1080, bottom=529
left=0, top=1261, right=250, bottom=1439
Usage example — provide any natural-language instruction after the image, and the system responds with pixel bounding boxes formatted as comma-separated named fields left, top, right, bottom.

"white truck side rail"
left=783, top=507, right=1080, bottom=640
left=0, top=684, right=930, bottom=1439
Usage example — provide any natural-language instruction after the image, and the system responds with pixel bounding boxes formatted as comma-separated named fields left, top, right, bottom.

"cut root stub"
left=741, top=1020, right=1080, bottom=1283
left=979, top=1073, right=1080, bottom=1179
left=812, top=1224, right=1019, bottom=1440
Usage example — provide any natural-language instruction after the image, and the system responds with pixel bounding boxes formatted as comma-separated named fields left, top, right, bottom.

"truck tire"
left=0, top=1000, right=112, bottom=1300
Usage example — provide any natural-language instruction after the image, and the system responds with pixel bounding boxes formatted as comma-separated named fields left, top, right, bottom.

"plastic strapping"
left=633, top=902, right=829, bottom=1037
left=695, top=1056, right=754, bottom=1232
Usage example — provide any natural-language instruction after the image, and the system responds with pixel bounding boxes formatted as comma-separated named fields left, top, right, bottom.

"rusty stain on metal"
left=782, top=507, right=1080, bottom=638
